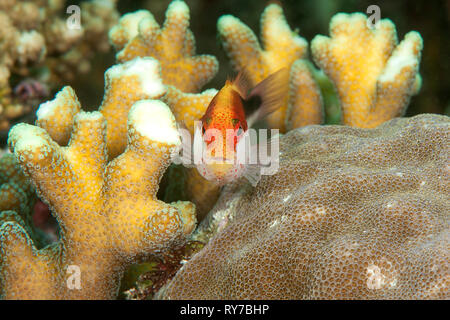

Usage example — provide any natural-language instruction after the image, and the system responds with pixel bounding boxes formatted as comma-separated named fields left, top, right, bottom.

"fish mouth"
left=202, top=156, right=235, bottom=164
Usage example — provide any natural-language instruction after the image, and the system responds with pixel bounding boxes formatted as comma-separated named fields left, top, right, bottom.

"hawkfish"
left=178, top=68, right=288, bottom=186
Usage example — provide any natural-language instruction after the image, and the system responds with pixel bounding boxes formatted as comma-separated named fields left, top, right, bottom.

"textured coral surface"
left=109, top=1, right=221, bottom=219
left=0, top=154, right=37, bottom=243
left=158, top=114, right=449, bottom=299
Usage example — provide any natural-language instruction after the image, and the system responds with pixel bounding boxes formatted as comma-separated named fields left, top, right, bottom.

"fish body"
left=196, top=84, right=246, bottom=183
left=183, top=69, right=288, bottom=186
left=201, top=78, right=248, bottom=156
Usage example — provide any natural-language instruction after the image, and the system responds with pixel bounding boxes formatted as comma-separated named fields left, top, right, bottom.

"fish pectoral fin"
left=247, top=68, right=290, bottom=127
left=243, top=164, right=262, bottom=187
left=241, top=129, right=281, bottom=186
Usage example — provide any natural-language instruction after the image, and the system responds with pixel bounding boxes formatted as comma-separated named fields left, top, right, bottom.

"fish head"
left=201, top=116, right=247, bottom=156
left=193, top=118, right=248, bottom=185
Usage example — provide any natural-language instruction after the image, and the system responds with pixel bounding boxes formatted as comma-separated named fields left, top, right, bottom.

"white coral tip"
left=106, top=57, right=166, bottom=97
left=129, top=100, right=180, bottom=146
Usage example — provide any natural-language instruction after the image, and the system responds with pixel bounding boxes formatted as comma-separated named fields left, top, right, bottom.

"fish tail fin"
left=246, top=68, right=289, bottom=127
left=231, top=68, right=253, bottom=100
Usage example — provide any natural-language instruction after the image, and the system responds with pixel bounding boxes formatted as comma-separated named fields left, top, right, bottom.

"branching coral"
left=1, top=98, right=196, bottom=299
left=36, top=57, right=165, bottom=159
left=218, top=8, right=424, bottom=131
left=218, top=4, right=323, bottom=132
left=0, top=152, right=53, bottom=248
left=108, top=1, right=220, bottom=135
left=158, top=114, right=449, bottom=300
left=311, top=13, right=423, bottom=128
left=0, top=1, right=437, bottom=301
left=0, top=0, right=119, bottom=132
left=0, top=56, right=196, bottom=299
left=0, top=154, right=35, bottom=241
left=109, top=1, right=221, bottom=219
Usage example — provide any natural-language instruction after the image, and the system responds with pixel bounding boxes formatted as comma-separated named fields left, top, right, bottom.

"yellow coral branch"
left=110, top=1, right=218, bottom=93
left=218, top=4, right=322, bottom=132
left=311, top=13, right=423, bottom=128
left=2, top=97, right=196, bottom=299
left=37, top=57, right=166, bottom=159
left=35, top=86, right=81, bottom=146
left=162, top=86, right=218, bottom=135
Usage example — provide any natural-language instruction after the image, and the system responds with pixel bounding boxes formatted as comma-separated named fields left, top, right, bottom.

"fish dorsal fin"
left=231, top=69, right=253, bottom=100
left=246, top=68, right=289, bottom=128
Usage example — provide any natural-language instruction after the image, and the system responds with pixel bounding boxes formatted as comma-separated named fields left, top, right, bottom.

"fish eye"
left=237, top=126, right=243, bottom=136
left=202, top=126, right=206, bottom=134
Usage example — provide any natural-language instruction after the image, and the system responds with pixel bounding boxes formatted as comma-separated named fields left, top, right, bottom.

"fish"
left=178, top=68, right=289, bottom=186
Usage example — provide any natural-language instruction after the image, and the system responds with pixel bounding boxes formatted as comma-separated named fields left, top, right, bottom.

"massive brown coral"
left=109, top=1, right=221, bottom=220
left=157, top=114, right=449, bottom=300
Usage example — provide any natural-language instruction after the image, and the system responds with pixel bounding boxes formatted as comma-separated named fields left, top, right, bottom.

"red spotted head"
left=193, top=68, right=288, bottom=185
